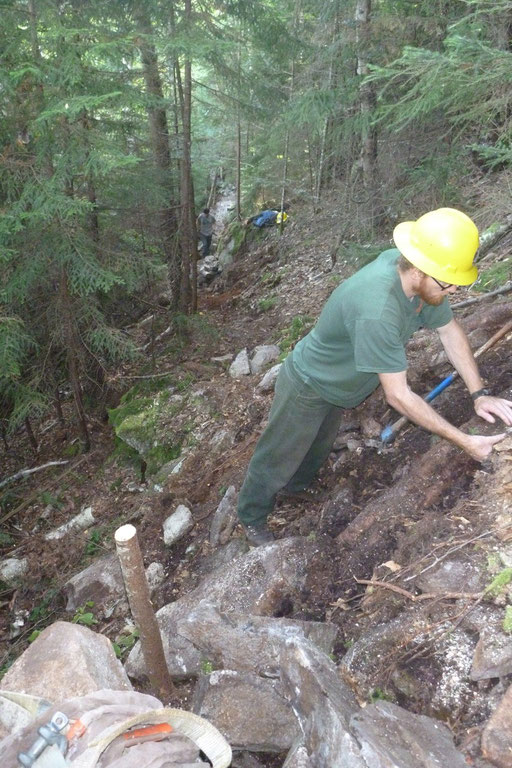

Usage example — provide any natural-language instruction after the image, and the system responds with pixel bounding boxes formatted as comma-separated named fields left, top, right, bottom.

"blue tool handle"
left=381, top=372, right=457, bottom=443
left=424, top=373, right=455, bottom=402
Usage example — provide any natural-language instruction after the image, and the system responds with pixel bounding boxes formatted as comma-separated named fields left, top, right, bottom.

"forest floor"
left=1, top=190, right=512, bottom=761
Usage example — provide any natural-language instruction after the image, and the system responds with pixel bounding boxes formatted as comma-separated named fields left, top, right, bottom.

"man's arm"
left=437, top=318, right=512, bottom=425
left=378, top=370, right=506, bottom=461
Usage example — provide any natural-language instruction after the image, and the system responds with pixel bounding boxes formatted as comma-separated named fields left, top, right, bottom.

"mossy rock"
left=109, top=388, right=184, bottom=476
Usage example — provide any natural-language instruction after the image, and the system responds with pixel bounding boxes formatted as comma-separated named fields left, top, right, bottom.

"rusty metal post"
left=114, top=523, right=174, bottom=699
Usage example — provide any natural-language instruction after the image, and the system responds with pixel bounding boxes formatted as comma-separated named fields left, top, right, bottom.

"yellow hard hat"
left=393, top=208, right=479, bottom=285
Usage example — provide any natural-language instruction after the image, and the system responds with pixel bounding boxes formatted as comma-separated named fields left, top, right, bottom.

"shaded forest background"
left=1, top=0, right=512, bottom=455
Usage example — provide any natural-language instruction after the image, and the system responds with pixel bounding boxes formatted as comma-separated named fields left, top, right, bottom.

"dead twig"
left=355, top=578, right=482, bottom=602
left=402, top=524, right=512, bottom=583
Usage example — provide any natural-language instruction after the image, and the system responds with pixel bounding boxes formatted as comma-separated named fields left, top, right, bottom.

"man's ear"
left=411, top=267, right=426, bottom=285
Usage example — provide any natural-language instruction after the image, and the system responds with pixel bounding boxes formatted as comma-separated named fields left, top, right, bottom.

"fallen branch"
left=476, top=217, right=512, bottom=262
left=0, top=460, right=69, bottom=491
left=0, top=453, right=95, bottom=526
left=115, top=370, right=175, bottom=381
left=355, top=578, right=481, bottom=602
left=402, top=525, right=510, bottom=582
left=452, top=282, right=512, bottom=309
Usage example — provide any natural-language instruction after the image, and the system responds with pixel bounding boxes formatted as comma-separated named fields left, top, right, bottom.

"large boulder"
left=63, top=554, right=164, bottom=618
left=351, top=700, right=468, bottom=768
left=193, top=670, right=300, bottom=752
left=126, top=537, right=324, bottom=680
left=1, top=621, right=132, bottom=701
left=109, top=385, right=213, bottom=476
left=280, top=638, right=364, bottom=768
left=481, top=682, right=512, bottom=768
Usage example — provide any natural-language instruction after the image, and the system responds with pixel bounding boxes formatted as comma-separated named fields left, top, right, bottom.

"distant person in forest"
left=197, top=207, right=216, bottom=258
left=237, top=207, right=512, bottom=546
left=248, top=206, right=289, bottom=228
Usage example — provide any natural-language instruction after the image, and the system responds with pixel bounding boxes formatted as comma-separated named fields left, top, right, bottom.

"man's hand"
left=463, top=432, right=507, bottom=462
left=379, top=370, right=508, bottom=462
left=474, top=395, right=512, bottom=426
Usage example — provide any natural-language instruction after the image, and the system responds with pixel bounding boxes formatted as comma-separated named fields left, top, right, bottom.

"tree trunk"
left=355, top=0, right=382, bottom=225
left=54, top=387, right=65, bottom=427
left=314, top=49, right=333, bottom=208
left=59, top=268, right=91, bottom=451
left=24, top=417, right=38, bottom=452
left=176, top=0, right=197, bottom=314
left=133, top=3, right=179, bottom=305
left=235, top=41, right=242, bottom=221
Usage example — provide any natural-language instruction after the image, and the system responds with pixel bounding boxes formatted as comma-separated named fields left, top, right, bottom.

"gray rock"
left=280, top=638, right=361, bottom=763
left=351, top=700, right=468, bottom=767
left=146, top=561, right=165, bottom=591
left=127, top=599, right=338, bottom=683
left=126, top=538, right=323, bottom=680
left=217, top=238, right=236, bottom=268
left=209, top=486, right=238, bottom=546
left=430, top=629, right=476, bottom=714
left=0, top=692, right=45, bottom=738
left=209, top=429, right=234, bottom=453
left=193, top=670, right=300, bottom=751
left=229, top=349, right=251, bottom=378
left=154, top=456, right=186, bottom=484
left=332, top=432, right=360, bottom=450
left=256, top=363, right=281, bottom=393
left=482, top=682, right=512, bottom=768
left=64, top=555, right=164, bottom=617
left=0, top=557, right=29, bottom=585
left=64, top=554, right=126, bottom=615
left=340, top=611, right=429, bottom=689
left=283, top=740, right=312, bottom=768
left=196, top=539, right=249, bottom=581
left=249, top=345, right=281, bottom=375
left=1, top=621, right=132, bottom=700
left=175, top=535, right=320, bottom=617
left=415, top=557, right=486, bottom=595
left=177, top=603, right=338, bottom=677
left=232, top=753, right=268, bottom=768
left=498, top=545, right=512, bottom=568
left=471, top=624, right=512, bottom=680
left=163, top=504, right=194, bottom=546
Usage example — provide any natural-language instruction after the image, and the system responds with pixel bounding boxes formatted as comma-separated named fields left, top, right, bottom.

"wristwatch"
left=471, top=387, right=491, bottom=401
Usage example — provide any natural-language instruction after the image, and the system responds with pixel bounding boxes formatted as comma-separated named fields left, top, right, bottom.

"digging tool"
left=381, top=318, right=512, bottom=444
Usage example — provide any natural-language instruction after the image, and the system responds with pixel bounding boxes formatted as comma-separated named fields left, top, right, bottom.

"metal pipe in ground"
left=114, top=523, right=174, bottom=699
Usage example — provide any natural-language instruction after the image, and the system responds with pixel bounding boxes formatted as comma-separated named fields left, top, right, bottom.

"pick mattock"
left=381, top=318, right=512, bottom=444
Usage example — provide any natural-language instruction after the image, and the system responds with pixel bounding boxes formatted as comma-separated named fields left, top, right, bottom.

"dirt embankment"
left=1, top=193, right=511, bottom=761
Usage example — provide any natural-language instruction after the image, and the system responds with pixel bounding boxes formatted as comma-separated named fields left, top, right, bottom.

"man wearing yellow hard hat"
left=237, top=207, right=512, bottom=546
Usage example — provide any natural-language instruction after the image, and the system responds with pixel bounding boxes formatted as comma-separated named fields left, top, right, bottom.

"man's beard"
left=417, top=277, right=446, bottom=306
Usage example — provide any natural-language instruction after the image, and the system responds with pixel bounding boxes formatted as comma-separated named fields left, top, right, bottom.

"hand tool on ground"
left=381, top=318, right=512, bottom=444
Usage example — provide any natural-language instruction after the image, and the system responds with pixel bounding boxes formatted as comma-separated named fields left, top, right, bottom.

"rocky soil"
left=1, top=191, right=512, bottom=767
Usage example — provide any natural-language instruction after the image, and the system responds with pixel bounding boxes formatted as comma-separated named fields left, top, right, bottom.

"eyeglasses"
left=431, top=276, right=454, bottom=291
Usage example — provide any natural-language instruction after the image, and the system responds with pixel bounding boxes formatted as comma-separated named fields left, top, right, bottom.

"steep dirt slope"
left=1, top=194, right=511, bottom=762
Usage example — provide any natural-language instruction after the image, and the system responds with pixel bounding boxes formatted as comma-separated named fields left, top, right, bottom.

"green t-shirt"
left=291, top=248, right=453, bottom=407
